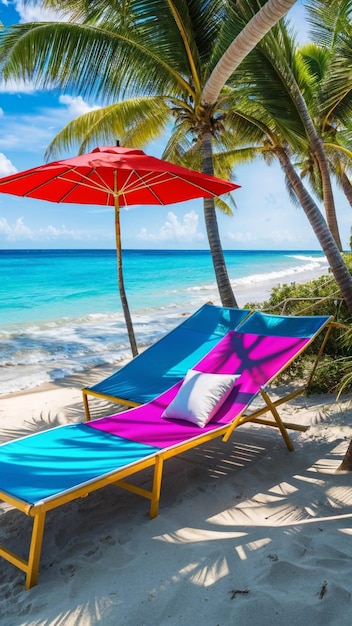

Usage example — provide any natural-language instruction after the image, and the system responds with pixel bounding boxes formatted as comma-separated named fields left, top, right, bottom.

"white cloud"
left=0, top=153, right=17, bottom=176
left=36, top=224, right=84, bottom=239
left=0, top=216, right=110, bottom=241
left=0, top=122, right=56, bottom=153
left=226, top=228, right=312, bottom=244
left=226, top=231, right=256, bottom=243
left=59, top=95, right=100, bottom=117
left=14, top=0, right=66, bottom=23
left=0, top=94, right=100, bottom=160
left=0, top=78, right=37, bottom=94
left=137, top=210, right=205, bottom=243
left=0, top=216, right=32, bottom=239
left=0, top=3, right=71, bottom=94
left=270, top=229, right=309, bottom=243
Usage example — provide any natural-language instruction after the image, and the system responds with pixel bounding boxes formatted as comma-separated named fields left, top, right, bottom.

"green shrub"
left=244, top=257, right=352, bottom=395
left=337, top=324, right=352, bottom=398
left=307, top=357, right=346, bottom=395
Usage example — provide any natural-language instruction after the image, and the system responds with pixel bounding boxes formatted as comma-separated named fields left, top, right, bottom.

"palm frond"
left=0, top=19, right=195, bottom=102
left=306, top=0, right=352, bottom=49
left=45, top=96, right=172, bottom=159
left=214, top=194, right=234, bottom=216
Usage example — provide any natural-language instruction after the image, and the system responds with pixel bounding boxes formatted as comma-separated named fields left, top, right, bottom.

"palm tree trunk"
left=337, top=438, right=352, bottom=471
left=276, top=146, right=352, bottom=313
left=115, top=202, right=138, bottom=357
left=202, top=0, right=298, bottom=104
left=291, top=82, right=343, bottom=250
left=202, top=132, right=238, bottom=308
left=317, top=140, right=342, bottom=250
left=340, top=171, right=352, bottom=208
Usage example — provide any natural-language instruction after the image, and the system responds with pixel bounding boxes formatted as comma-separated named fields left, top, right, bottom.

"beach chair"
left=0, top=312, right=333, bottom=589
left=82, top=303, right=251, bottom=419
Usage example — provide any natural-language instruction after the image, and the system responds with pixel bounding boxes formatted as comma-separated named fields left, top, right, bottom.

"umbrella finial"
left=116, top=139, right=120, bottom=147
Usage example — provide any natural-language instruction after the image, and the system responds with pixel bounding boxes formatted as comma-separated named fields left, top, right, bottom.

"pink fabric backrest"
left=87, top=331, right=309, bottom=448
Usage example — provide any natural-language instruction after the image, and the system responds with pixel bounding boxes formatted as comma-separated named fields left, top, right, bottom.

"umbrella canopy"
left=0, top=146, right=240, bottom=356
left=0, top=145, right=239, bottom=205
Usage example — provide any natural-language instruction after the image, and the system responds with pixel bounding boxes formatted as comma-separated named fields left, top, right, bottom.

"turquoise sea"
left=0, top=249, right=328, bottom=395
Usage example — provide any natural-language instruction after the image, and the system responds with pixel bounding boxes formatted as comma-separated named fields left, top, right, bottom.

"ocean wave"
left=0, top=306, right=196, bottom=394
left=164, top=257, right=329, bottom=297
left=232, top=259, right=329, bottom=287
left=287, top=254, right=328, bottom=264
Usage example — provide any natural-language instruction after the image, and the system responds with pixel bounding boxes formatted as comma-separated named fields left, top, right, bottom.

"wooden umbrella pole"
left=114, top=172, right=138, bottom=357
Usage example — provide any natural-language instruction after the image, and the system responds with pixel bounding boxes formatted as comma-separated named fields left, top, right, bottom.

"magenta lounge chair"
left=0, top=312, right=333, bottom=589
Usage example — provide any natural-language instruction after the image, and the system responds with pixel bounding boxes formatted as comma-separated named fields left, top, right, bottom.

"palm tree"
left=226, top=1, right=345, bottom=251
left=253, top=19, right=352, bottom=313
left=0, top=0, right=299, bottom=322
left=296, top=1, right=352, bottom=225
left=197, top=0, right=301, bottom=304
left=224, top=115, right=352, bottom=312
left=209, top=16, right=352, bottom=311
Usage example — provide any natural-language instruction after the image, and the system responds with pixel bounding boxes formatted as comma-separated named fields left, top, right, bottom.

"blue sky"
left=0, top=1, right=351, bottom=251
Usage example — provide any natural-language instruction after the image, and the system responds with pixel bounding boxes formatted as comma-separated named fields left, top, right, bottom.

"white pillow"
left=162, top=369, right=240, bottom=428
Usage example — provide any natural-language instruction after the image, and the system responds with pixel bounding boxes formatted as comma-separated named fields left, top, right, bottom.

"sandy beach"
left=1, top=361, right=352, bottom=626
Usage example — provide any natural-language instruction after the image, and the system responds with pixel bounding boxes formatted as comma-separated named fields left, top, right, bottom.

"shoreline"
left=235, top=264, right=332, bottom=307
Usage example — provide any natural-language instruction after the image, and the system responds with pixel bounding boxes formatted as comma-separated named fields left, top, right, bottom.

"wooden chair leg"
left=149, top=455, right=164, bottom=519
left=260, top=389, right=294, bottom=452
left=26, top=510, right=46, bottom=590
left=82, top=390, right=91, bottom=421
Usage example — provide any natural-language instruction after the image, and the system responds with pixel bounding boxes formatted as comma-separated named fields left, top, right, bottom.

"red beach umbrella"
left=0, top=146, right=240, bottom=355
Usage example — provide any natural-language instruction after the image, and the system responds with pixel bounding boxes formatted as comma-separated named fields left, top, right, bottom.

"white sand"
left=1, top=365, right=352, bottom=626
